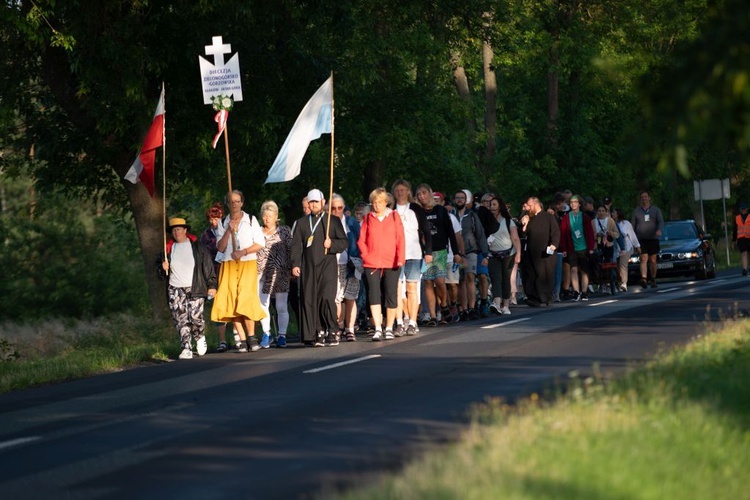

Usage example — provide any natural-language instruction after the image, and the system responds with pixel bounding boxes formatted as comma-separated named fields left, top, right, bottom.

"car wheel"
left=695, top=259, right=708, bottom=280
left=707, top=255, right=717, bottom=279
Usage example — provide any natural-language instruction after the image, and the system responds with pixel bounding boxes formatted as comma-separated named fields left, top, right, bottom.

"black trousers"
left=299, top=258, right=339, bottom=341
left=523, top=253, right=557, bottom=304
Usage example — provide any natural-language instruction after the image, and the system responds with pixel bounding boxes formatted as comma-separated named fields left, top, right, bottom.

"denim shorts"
left=401, top=259, right=423, bottom=282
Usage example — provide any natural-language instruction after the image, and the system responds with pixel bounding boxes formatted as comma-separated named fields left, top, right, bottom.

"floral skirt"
left=211, top=260, right=266, bottom=323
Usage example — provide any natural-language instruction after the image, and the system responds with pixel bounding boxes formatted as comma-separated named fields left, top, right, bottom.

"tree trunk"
left=547, top=39, right=560, bottom=152
left=482, top=34, right=497, bottom=177
left=452, top=56, right=477, bottom=132
left=452, top=60, right=472, bottom=102
left=362, top=159, right=385, bottom=200
left=122, top=179, right=170, bottom=322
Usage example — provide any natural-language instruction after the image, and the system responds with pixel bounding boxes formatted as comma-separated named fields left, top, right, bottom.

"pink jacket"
left=358, top=210, right=406, bottom=269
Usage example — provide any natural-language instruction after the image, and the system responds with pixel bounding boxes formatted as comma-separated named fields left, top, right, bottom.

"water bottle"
left=452, top=261, right=460, bottom=272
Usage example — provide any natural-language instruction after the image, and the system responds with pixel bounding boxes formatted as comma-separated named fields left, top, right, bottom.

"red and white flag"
left=125, top=88, right=165, bottom=197
left=212, top=109, right=229, bottom=149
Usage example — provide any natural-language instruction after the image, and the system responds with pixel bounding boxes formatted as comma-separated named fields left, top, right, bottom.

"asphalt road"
left=1, top=272, right=748, bottom=499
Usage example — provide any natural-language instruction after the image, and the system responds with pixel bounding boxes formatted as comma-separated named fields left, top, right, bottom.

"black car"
left=628, top=220, right=717, bottom=281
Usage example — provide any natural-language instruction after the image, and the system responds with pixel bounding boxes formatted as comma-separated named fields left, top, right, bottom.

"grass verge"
left=0, top=314, right=178, bottom=394
left=0, top=302, right=298, bottom=394
left=338, top=319, right=750, bottom=499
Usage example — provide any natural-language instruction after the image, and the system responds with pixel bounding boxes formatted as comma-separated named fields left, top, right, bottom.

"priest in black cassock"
left=522, top=196, right=560, bottom=307
left=291, top=189, right=349, bottom=346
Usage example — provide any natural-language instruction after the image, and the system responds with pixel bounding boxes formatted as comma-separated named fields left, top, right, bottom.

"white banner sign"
left=693, top=178, right=730, bottom=201
left=199, top=36, right=243, bottom=105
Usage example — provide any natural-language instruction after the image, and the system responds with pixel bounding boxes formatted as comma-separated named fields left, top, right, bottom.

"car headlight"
left=677, top=251, right=700, bottom=259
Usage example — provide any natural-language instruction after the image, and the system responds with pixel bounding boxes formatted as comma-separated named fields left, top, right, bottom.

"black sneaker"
left=327, top=330, right=341, bottom=346
left=441, top=307, right=452, bottom=320
left=394, top=324, right=405, bottom=337
left=314, top=332, right=326, bottom=347
left=237, top=341, right=248, bottom=353
left=406, top=324, right=417, bottom=336
left=640, top=278, right=648, bottom=289
left=216, top=341, right=228, bottom=353
left=650, top=280, right=657, bottom=289
left=743, top=269, right=748, bottom=276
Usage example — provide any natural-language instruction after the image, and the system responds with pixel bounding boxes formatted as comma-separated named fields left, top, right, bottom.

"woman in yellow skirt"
left=211, top=189, right=266, bottom=352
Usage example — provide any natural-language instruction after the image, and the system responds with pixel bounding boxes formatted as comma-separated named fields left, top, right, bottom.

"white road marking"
left=589, top=300, right=618, bottom=307
left=0, top=436, right=41, bottom=451
left=303, top=354, right=382, bottom=374
left=657, top=287, right=680, bottom=293
left=481, top=317, right=531, bottom=329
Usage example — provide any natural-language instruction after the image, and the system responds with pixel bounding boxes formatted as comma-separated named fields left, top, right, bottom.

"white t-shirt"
left=487, top=217, right=516, bottom=253
left=214, top=212, right=265, bottom=262
left=447, top=212, right=462, bottom=260
left=395, top=203, right=422, bottom=260
left=169, top=241, right=194, bottom=288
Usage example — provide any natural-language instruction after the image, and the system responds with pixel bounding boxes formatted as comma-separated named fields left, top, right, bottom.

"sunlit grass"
left=338, top=320, right=750, bottom=499
left=0, top=314, right=177, bottom=393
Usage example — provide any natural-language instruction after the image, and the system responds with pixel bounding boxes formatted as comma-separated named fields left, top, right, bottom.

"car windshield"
left=660, top=223, right=698, bottom=241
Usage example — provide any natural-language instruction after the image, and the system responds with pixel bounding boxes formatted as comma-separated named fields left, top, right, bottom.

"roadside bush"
left=0, top=191, right=148, bottom=321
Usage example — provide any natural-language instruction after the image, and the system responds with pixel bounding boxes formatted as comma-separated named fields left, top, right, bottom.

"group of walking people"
left=158, top=183, right=671, bottom=359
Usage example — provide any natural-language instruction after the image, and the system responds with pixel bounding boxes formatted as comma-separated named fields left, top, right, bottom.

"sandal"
left=346, top=332, right=356, bottom=342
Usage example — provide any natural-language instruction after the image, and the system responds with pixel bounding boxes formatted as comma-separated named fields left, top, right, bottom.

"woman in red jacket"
left=358, top=187, right=406, bottom=341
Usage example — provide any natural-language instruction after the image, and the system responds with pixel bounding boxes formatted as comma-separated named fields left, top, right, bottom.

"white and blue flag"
left=265, top=76, right=333, bottom=184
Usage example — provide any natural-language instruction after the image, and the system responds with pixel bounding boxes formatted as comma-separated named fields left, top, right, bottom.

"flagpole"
left=224, top=121, right=238, bottom=251
left=161, top=82, right=168, bottom=265
left=325, top=71, right=335, bottom=252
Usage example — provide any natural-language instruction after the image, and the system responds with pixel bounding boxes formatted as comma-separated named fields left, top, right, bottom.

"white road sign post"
left=694, top=178, right=731, bottom=266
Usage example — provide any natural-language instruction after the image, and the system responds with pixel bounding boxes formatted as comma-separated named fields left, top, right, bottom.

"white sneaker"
left=384, top=330, right=394, bottom=340
left=196, top=336, right=207, bottom=356
left=372, top=331, right=383, bottom=341
left=179, top=348, right=193, bottom=360
left=500, top=307, right=511, bottom=315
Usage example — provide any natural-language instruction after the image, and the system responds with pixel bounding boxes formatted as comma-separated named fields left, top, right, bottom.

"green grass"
left=714, top=240, right=741, bottom=273
left=0, top=315, right=178, bottom=393
left=0, top=304, right=299, bottom=394
left=338, top=320, right=750, bottom=499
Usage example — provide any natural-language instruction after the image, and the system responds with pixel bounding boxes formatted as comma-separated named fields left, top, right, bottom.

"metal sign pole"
left=722, top=179, right=730, bottom=266
left=699, top=180, right=705, bottom=230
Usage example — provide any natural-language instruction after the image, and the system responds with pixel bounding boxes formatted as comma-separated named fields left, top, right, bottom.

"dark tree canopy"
left=1, top=0, right=747, bottom=318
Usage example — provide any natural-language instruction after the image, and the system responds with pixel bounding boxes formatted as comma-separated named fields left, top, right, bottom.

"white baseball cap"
left=307, top=189, right=324, bottom=202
